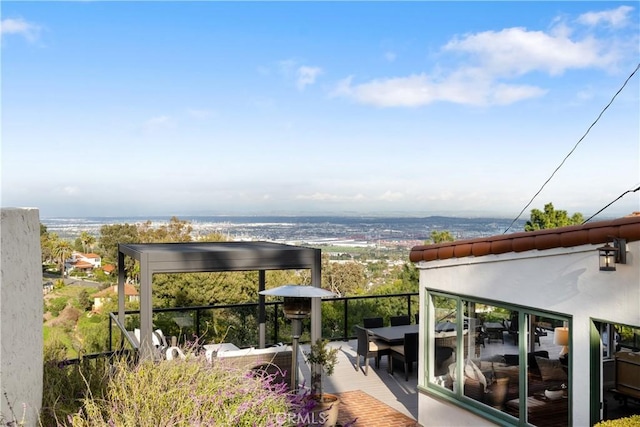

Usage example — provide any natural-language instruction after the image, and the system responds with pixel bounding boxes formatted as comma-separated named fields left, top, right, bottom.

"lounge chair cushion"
left=535, top=356, right=567, bottom=382
left=390, top=344, right=403, bottom=355
left=448, top=359, right=488, bottom=392
left=371, top=340, right=390, bottom=352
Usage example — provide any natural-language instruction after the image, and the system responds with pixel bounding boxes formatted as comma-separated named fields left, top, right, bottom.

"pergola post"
left=258, top=270, right=266, bottom=348
left=116, top=242, right=323, bottom=362
left=139, top=252, right=155, bottom=361
left=117, top=248, right=126, bottom=330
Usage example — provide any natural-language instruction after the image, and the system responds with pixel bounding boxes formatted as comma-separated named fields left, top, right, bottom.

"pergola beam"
left=117, top=242, right=322, bottom=361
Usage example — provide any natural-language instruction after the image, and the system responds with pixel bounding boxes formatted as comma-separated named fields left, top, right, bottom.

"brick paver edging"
left=334, top=390, right=419, bottom=427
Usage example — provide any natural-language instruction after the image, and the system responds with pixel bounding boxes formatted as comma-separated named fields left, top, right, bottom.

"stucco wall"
left=417, top=241, right=640, bottom=427
left=0, top=208, right=43, bottom=426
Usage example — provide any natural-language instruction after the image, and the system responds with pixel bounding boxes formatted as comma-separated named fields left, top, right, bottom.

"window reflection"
left=429, top=294, right=571, bottom=426
left=432, top=295, right=458, bottom=388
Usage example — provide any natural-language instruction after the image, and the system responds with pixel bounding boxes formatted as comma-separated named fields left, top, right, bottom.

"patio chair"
left=134, top=328, right=170, bottom=359
left=355, top=325, right=390, bottom=375
left=166, top=346, right=186, bottom=360
left=363, top=317, right=384, bottom=329
left=389, top=332, right=419, bottom=381
left=390, top=315, right=411, bottom=326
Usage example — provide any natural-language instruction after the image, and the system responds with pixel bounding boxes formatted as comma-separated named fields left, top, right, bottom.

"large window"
left=427, top=292, right=571, bottom=426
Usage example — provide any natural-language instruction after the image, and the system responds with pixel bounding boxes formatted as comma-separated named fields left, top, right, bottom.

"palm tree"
left=79, top=231, right=96, bottom=253
left=52, top=240, right=73, bottom=278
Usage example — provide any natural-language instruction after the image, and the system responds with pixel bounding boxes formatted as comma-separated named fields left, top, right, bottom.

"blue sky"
left=2, top=1, right=639, bottom=219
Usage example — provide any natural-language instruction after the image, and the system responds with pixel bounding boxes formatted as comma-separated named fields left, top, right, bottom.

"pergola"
left=117, top=241, right=322, bottom=360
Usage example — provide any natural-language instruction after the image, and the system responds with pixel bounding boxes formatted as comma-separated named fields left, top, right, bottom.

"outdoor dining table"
left=484, top=322, right=505, bottom=343
left=367, top=324, right=419, bottom=345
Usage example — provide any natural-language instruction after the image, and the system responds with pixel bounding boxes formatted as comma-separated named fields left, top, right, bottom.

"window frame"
left=423, top=289, right=572, bottom=426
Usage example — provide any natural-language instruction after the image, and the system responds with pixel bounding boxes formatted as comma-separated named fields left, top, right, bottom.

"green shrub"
left=47, top=297, right=69, bottom=317
left=594, top=415, right=640, bottom=426
left=65, top=355, right=291, bottom=426
left=40, top=339, right=113, bottom=426
left=41, top=342, right=305, bottom=427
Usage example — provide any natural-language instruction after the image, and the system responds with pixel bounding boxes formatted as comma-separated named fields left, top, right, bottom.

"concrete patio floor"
left=298, top=340, right=419, bottom=425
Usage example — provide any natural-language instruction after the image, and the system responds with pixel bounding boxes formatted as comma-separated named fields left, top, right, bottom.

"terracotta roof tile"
left=73, top=261, right=94, bottom=269
left=410, top=214, right=640, bottom=263
left=94, top=284, right=139, bottom=298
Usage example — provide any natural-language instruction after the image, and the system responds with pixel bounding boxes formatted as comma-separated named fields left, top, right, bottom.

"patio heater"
left=259, top=285, right=336, bottom=391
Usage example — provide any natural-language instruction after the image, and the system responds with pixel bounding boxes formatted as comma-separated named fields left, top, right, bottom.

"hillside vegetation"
left=42, top=216, right=419, bottom=357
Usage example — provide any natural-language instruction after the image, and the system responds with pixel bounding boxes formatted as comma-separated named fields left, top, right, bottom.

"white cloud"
left=143, top=115, right=173, bottom=132
left=332, top=9, right=625, bottom=108
left=277, top=59, right=323, bottom=90
left=384, top=51, right=397, bottom=62
left=443, top=27, right=611, bottom=76
left=577, top=6, right=634, bottom=28
left=296, top=66, right=323, bottom=90
left=490, top=83, right=548, bottom=105
left=1, top=17, right=41, bottom=42
left=331, top=72, right=546, bottom=107
left=278, top=59, right=297, bottom=77
left=377, top=191, right=404, bottom=202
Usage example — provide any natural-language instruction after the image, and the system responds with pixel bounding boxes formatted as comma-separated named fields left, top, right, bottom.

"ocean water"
left=41, top=215, right=526, bottom=243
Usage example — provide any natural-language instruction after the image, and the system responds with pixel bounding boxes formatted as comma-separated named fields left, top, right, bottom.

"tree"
left=425, top=230, right=455, bottom=244
left=321, top=255, right=366, bottom=296
left=525, top=203, right=584, bottom=231
left=198, top=232, right=228, bottom=242
left=98, top=223, right=140, bottom=264
left=77, top=289, right=93, bottom=312
left=79, top=231, right=96, bottom=253
left=137, top=216, right=193, bottom=243
left=51, top=239, right=73, bottom=278
left=41, top=230, right=57, bottom=266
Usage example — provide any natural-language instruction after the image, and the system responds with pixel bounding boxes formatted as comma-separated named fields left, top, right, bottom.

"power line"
left=582, top=185, right=640, bottom=224
left=503, top=63, right=640, bottom=234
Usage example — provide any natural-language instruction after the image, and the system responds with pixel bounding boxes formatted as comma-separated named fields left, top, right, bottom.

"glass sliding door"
left=426, top=291, right=571, bottom=426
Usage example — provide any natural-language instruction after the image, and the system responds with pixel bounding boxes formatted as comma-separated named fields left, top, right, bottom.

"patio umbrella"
left=259, top=285, right=336, bottom=298
left=258, top=285, right=336, bottom=391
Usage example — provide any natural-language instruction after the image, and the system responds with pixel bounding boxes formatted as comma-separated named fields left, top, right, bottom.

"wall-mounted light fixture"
left=598, top=238, right=627, bottom=271
left=259, top=285, right=335, bottom=390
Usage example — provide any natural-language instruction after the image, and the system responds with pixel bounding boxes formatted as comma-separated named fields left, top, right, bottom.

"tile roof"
left=410, top=213, right=640, bottom=263
left=94, top=284, right=139, bottom=298
left=72, top=261, right=94, bottom=269
left=74, top=252, right=100, bottom=258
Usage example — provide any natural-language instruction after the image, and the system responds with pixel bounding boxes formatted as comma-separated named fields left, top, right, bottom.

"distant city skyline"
left=2, top=2, right=639, bottom=219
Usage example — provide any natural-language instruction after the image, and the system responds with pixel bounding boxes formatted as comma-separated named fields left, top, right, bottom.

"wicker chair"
left=390, top=315, right=411, bottom=326
left=363, top=317, right=384, bottom=329
left=389, top=332, right=419, bottom=381
left=355, top=325, right=390, bottom=375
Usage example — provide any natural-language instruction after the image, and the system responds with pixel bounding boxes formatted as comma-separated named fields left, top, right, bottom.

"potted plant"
left=303, top=338, right=340, bottom=426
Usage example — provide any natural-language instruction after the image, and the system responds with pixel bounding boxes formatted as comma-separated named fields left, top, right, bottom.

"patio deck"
left=296, top=331, right=565, bottom=426
left=299, top=339, right=419, bottom=426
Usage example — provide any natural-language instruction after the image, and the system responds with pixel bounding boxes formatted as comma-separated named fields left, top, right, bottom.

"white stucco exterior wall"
left=0, top=208, right=43, bottom=426
left=417, top=241, right=640, bottom=427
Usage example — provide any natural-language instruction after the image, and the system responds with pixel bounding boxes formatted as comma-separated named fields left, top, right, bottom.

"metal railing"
left=108, top=292, right=419, bottom=351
